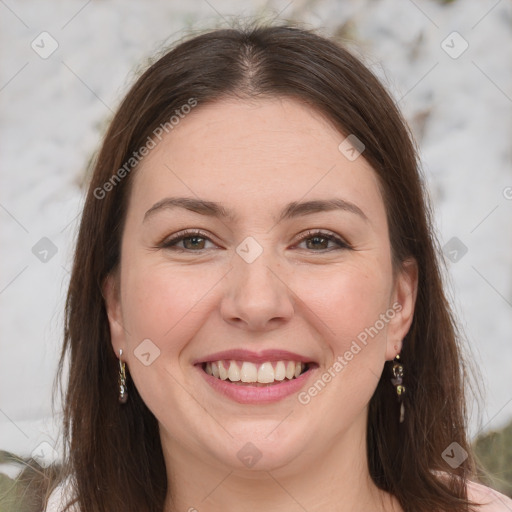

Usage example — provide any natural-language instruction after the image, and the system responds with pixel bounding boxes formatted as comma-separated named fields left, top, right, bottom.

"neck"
left=161, top=411, right=401, bottom=512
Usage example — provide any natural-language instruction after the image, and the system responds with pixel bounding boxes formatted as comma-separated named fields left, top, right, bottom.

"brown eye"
left=296, top=230, right=350, bottom=252
left=160, top=230, right=215, bottom=251
left=181, top=236, right=207, bottom=250
left=305, top=235, right=330, bottom=250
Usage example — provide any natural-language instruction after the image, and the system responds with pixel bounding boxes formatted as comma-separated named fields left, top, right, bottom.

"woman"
left=43, top=23, right=512, bottom=512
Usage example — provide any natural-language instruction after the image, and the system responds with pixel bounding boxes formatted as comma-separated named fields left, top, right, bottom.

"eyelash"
left=158, top=229, right=351, bottom=253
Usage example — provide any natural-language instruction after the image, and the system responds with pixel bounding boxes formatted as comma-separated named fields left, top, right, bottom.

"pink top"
left=466, top=480, right=512, bottom=511
left=45, top=477, right=512, bottom=511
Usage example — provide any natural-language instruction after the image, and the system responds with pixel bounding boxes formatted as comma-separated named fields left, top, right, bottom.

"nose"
left=220, top=247, right=295, bottom=332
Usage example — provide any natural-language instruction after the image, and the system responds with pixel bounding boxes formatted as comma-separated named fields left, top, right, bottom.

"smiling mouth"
left=200, top=360, right=314, bottom=387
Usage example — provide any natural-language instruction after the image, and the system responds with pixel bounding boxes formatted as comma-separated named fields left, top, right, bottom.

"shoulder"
left=44, top=476, right=79, bottom=512
left=467, top=480, right=512, bottom=511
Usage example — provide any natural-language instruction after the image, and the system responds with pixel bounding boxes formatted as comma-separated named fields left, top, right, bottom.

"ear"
left=385, top=258, right=418, bottom=361
left=102, top=272, right=126, bottom=357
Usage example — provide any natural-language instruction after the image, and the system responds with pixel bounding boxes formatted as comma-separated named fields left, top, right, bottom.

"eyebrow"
left=143, top=196, right=369, bottom=224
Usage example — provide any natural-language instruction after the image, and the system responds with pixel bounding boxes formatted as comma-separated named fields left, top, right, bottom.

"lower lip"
left=196, top=364, right=317, bottom=404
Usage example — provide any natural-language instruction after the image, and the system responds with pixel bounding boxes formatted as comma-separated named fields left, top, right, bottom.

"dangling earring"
left=118, top=349, right=128, bottom=404
left=391, top=353, right=405, bottom=423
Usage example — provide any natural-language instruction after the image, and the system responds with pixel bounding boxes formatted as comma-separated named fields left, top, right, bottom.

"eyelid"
left=157, top=228, right=351, bottom=252
left=294, top=229, right=351, bottom=250
left=157, top=229, right=216, bottom=249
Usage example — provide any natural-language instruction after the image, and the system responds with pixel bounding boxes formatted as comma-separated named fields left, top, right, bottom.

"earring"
left=391, top=353, right=405, bottom=423
left=118, top=349, right=128, bottom=404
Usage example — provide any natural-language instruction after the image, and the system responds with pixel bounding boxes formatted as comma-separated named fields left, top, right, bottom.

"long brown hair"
left=48, top=22, right=483, bottom=512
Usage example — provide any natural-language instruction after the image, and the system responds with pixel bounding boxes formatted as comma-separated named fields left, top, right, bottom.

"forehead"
left=129, top=97, right=385, bottom=225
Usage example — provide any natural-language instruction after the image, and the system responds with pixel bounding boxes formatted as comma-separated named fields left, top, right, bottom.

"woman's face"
left=105, top=97, right=417, bottom=475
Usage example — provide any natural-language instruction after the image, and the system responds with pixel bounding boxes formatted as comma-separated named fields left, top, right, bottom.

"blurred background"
left=1, top=0, right=511, bottom=502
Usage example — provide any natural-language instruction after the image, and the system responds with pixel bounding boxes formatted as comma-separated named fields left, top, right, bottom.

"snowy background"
left=1, top=0, right=511, bottom=469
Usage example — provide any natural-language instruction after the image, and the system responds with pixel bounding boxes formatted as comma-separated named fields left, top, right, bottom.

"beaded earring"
left=118, top=349, right=128, bottom=404
left=391, top=353, right=405, bottom=423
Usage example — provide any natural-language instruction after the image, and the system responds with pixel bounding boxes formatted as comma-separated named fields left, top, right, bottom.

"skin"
left=104, top=97, right=418, bottom=512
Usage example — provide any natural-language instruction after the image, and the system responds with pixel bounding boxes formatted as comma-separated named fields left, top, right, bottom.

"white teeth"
left=218, top=361, right=228, bottom=380
left=228, top=361, right=241, bottom=382
left=257, top=362, right=275, bottom=383
left=203, top=360, right=307, bottom=384
left=285, top=361, right=296, bottom=380
left=240, top=361, right=258, bottom=382
left=274, top=361, right=286, bottom=381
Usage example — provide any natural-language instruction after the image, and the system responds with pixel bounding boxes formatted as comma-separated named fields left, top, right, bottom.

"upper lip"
left=193, top=349, right=316, bottom=365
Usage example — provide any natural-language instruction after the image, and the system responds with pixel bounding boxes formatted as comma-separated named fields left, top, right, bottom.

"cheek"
left=292, top=265, right=393, bottom=419
left=120, top=261, right=215, bottom=343
left=118, top=262, right=210, bottom=421
left=293, top=260, right=393, bottom=350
